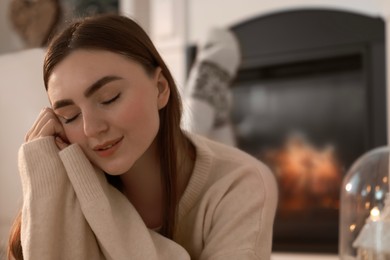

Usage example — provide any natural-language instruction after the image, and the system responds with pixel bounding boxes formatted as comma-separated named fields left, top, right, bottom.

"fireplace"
left=227, top=9, right=387, bottom=253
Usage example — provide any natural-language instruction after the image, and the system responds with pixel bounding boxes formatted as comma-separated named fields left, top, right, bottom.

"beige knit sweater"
left=18, top=134, right=278, bottom=260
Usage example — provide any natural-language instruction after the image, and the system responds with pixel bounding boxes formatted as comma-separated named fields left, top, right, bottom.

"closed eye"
left=61, top=113, right=80, bottom=124
left=102, top=93, right=121, bottom=105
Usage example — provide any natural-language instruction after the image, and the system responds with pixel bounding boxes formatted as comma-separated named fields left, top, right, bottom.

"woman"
left=8, top=14, right=278, bottom=260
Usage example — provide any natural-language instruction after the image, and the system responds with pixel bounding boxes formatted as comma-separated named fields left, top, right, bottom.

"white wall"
left=0, top=48, right=48, bottom=250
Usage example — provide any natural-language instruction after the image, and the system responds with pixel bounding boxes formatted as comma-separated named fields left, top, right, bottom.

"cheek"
left=63, top=124, right=85, bottom=144
left=117, top=97, right=160, bottom=132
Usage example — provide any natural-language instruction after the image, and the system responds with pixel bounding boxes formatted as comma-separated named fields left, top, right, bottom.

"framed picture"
left=8, top=0, right=119, bottom=49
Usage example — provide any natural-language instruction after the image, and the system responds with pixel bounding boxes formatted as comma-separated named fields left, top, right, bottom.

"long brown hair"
left=8, top=14, right=188, bottom=260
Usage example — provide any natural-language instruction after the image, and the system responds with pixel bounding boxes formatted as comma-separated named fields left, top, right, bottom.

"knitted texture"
left=183, top=28, right=241, bottom=146
left=18, top=133, right=277, bottom=259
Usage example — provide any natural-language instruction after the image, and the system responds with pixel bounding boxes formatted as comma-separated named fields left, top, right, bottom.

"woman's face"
left=47, top=50, right=170, bottom=175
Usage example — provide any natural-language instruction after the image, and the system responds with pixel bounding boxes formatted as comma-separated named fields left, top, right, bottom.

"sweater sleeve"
left=59, top=143, right=190, bottom=260
left=18, top=137, right=103, bottom=260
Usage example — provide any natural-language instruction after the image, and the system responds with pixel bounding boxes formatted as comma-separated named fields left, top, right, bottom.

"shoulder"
left=189, top=133, right=274, bottom=178
left=178, top=133, right=278, bottom=258
left=186, top=133, right=277, bottom=201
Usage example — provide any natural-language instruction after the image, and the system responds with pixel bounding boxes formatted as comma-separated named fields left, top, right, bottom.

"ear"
left=156, top=68, right=170, bottom=110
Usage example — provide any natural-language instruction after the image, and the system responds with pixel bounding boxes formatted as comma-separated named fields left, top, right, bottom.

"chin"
left=100, top=162, right=132, bottom=176
left=102, top=167, right=128, bottom=176
left=93, top=155, right=135, bottom=176
left=104, top=171, right=124, bottom=176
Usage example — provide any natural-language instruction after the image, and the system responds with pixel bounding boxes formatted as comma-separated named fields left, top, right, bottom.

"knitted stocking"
left=183, top=28, right=241, bottom=146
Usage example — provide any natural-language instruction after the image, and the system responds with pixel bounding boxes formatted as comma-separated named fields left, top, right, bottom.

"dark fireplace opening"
left=231, top=54, right=365, bottom=253
left=232, top=54, right=365, bottom=170
left=228, top=9, right=387, bottom=254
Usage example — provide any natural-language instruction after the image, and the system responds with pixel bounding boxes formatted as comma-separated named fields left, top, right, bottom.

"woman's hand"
left=25, top=107, right=69, bottom=150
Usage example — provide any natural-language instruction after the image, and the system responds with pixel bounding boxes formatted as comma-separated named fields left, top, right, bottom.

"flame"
left=262, top=133, right=343, bottom=213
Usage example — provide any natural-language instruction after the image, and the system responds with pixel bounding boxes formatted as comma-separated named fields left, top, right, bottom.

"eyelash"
left=63, top=114, right=79, bottom=124
left=101, top=93, right=121, bottom=105
left=62, top=93, right=121, bottom=124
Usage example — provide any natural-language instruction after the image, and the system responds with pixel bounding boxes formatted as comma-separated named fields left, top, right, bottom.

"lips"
left=93, top=137, right=124, bottom=158
left=93, top=137, right=123, bottom=151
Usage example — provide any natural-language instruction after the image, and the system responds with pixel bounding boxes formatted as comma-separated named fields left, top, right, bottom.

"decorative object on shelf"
left=8, top=0, right=119, bottom=49
left=8, top=0, right=62, bottom=48
left=64, top=0, right=119, bottom=18
left=339, top=146, right=390, bottom=260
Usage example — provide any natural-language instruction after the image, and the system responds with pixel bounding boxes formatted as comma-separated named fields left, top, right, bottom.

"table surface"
left=271, top=253, right=339, bottom=260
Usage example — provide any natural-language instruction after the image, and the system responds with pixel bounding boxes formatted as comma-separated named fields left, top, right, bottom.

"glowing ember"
left=262, top=133, right=343, bottom=213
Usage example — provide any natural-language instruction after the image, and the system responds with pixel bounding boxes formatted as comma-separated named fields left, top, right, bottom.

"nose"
left=82, top=110, right=108, bottom=137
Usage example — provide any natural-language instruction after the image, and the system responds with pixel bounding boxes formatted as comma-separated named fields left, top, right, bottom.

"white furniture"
left=272, top=253, right=338, bottom=260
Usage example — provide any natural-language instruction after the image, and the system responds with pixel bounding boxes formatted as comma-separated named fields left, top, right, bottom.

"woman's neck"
left=120, top=139, right=164, bottom=229
left=118, top=135, right=196, bottom=229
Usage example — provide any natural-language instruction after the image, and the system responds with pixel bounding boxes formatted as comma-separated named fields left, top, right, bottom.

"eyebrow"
left=52, top=75, right=123, bottom=110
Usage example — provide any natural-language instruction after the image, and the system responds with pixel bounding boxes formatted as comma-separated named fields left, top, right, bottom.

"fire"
left=262, top=133, right=342, bottom=213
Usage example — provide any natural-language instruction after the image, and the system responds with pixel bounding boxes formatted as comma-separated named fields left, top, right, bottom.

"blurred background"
left=1, top=1, right=390, bottom=259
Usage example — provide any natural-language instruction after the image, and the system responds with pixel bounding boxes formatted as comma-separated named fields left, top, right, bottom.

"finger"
left=25, top=108, right=70, bottom=145
left=26, top=108, right=57, bottom=138
left=52, top=121, right=69, bottom=143
left=35, top=118, right=63, bottom=140
left=26, top=114, right=53, bottom=142
left=26, top=109, right=64, bottom=142
left=55, top=136, right=69, bottom=150
left=25, top=108, right=49, bottom=141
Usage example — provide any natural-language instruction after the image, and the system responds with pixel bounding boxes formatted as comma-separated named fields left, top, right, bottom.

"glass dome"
left=339, top=146, right=390, bottom=260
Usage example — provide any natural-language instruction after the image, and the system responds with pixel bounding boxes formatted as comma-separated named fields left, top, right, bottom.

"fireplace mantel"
left=186, top=1, right=390, bottom=44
